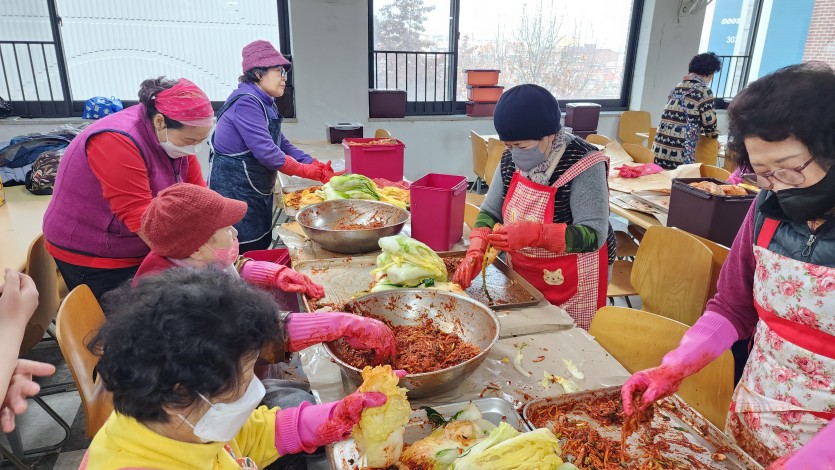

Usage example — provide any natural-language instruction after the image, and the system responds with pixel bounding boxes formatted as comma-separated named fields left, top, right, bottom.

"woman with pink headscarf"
left=43, top=77, right=215, bottom=299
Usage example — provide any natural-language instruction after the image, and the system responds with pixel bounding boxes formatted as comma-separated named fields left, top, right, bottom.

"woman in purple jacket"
left=209, top=40, right=342, bottom=253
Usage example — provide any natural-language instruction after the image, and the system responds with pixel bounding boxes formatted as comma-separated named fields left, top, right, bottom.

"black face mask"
left=775, top=166, right=835, bottom=223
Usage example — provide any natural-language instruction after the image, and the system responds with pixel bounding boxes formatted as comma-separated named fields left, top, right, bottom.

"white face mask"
left=178, top=377, right=265, bottom=443
left=158, top=128, right=198, bottom=159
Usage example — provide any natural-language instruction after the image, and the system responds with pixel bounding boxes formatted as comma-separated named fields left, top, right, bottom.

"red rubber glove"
left=280, top=156, right=327, bottom=183
left=276, top=391, right=387, bottom=454
left=286, top=312, right=396, bottom=363
left=622, top=312, right=738, bottom=415
left=240, top=261, right=325, bottom=299
left=768, top=420, right=835, bottom=469
left=311, top=160, right=346, bottom=183
left=487, top=221, right=567, bottom=253
left=452, top=227, right=491, bottom=289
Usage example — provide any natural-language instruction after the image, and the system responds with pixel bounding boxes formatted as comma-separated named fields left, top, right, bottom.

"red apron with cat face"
left=502, top=155, right=609, bottom=330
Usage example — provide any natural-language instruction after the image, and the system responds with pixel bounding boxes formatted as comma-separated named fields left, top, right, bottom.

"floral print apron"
left=727, top=217, right=835, bottom=465
left=502, top=154, right=609, bottom=330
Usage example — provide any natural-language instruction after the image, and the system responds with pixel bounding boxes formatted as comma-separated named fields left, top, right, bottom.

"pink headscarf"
left=154, top=78, right=214, bottom=127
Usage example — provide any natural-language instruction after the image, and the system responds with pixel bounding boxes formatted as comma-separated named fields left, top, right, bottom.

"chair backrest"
left=469, top=130, right=488, bottom=179
left=695, top=136, right=720, bottom=166
left=631, top=226, right=714, bottom=326
left=585, top=134, right=611, bottom=146
left=700, top=164, right=731, bottom=182
left=646, top=127, right=657, bottom=149
left=589, top=306, right=735, bottom=429
left=618, top=111, right=651, bottom=145
left=621, top=143, right=655, bottom=164
left=55, top=285, right=113, bottom=437
left=464, top=203, right=480, bottom=229
left=485, top=138, right=505, bottom=186
left=375, top=128, right=392, bottom=138
left=20, top=234, right=61, bottom=354
left=722, top=146, right=738, bottom=172
left=680, top=229, right=730, bottom=303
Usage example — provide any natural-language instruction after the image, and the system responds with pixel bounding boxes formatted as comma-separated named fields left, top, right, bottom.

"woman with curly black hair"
left=624, top=62, right=835, bottom=467
left=79, top=268, right=394, bottom=469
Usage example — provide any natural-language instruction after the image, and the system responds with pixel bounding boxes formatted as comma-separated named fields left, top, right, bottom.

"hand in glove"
left=622, top=312, right=738, bottom=415
left=286, top=312, right=396, bottom=363
left=487, top=221, right=567, bottom=253
left=280, top=156, right=341, bottom=183
left=311, top=160, right=346, bottom=183
left=240, top=261, right=325, bottom=299
left=452, top=227, right=491, bottom=289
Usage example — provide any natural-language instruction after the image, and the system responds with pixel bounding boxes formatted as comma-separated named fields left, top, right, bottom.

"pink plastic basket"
left=243, top=248, right=291, bottom=265
left=342, top=138, right=405, bottom=181
left=409, top=174, right=468, bottom=251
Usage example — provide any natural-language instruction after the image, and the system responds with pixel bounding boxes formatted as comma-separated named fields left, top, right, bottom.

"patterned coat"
left=652, top=74, right=719, bottom=169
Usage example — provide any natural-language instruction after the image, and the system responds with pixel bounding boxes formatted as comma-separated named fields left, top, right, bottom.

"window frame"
left=368, top=0, right=645, bottom=116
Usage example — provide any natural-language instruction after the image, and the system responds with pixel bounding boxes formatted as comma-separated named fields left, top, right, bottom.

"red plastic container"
left=467, top=85, right=504, bottom=102
left=466, top=101, right=497, bottom=117
left=464, top=69, right=500, bottom=86
left=342, top=138, right=405, bottom=181
left=410, top=173, right=467, bottom=251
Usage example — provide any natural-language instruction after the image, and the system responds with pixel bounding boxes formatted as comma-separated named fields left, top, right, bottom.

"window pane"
left=57, top=0, right=282, bottom=101
left=372, top=0, right=451, bottom=51
left=457, top=0, right=635, bottom=101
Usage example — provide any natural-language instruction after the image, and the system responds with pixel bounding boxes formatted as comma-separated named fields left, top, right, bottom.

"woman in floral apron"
left=622, top=63, right=835, bottom=467
left=453, top=84, right=616, bottom=330
left=210, top=40, right=342, bottom=253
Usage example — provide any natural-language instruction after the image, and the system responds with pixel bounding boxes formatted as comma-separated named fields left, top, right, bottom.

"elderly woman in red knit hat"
left=43, top=77, right=215, bottom=299
left=135, top=183, right=395, bottom=364
left=210, top=40, right=345, bottom=253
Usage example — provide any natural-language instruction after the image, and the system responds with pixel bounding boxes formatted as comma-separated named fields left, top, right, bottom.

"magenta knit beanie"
left=242, top=40, right=290, bottom=73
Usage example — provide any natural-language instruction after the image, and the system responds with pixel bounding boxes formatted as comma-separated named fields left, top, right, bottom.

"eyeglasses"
left=740, top=155, right=816, bottom=189
left=274, top=67, right=288, bottom=79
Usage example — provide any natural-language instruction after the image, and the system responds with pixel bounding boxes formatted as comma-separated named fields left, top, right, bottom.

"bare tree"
left=375, top=0, right=436, bottom=51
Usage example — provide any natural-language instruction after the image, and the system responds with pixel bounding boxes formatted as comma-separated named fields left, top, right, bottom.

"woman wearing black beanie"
left=453, top=84, right=615, bottom=330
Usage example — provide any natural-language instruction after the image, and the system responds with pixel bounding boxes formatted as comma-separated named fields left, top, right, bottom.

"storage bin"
left=369, top=89, right=406, bottom=118
left=667, top=178, right=756, bottom=247
left=325, top=122, right=363, bottom=144
left=466, top=101, right=497, bottom=117
left=466, top=85, right=504, bottom=102
left=565, top=102, right=601, bottom=137
left=464, top=69, right=500, bottom=86
left=410, top=173, right=467, bottom=251
left=342, top=138, right=405, bottom=181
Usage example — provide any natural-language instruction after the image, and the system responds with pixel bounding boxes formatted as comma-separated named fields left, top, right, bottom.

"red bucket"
left=343, top=138, right=405, bottom=181
left=409, top=174, right=468, bottom=251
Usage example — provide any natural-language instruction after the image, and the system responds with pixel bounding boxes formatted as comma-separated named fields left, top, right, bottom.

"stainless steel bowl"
left=296, top=199, right=409, bottom=254
left=324, top=289, right=500, bottom=398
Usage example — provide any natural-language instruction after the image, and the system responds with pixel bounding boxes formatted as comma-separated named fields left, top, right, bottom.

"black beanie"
left=493, top=84, right=562, bottom=142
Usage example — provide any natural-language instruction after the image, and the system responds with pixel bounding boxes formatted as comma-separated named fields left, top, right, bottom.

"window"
left=369, top=0, right=644, bottom=115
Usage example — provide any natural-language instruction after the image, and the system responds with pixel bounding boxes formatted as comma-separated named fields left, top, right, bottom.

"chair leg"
left=5, top=396, right=71, bottom=458
left=6, top=428, right=23, bottom=457
left=625, top=296, right=633, bottom=308
left=0, top=443, right=30, bottom=470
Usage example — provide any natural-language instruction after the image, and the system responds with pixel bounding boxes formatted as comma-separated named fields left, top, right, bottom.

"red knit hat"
left=141, top=184, right=247, bottom=259
left=242, top=40, right=290, bottom=73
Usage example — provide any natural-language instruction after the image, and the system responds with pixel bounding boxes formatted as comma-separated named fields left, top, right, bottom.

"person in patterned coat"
left=453, top=84, right=615, bottom=330
left=652, top=52, right=722, bottom=169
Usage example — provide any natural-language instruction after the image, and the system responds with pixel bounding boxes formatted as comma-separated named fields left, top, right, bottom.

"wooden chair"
left=469, top=131, right=489, bottom=193
left=646, top=127, right=657, bottom=149
left=681, top=230, right=730, bottom=303
left=464, top=203, right=480, bottom=229
left=700, top=164, right=731, bottom=182
left=614, top=230, right=639, bottom=259
left=484, top=138, right=505, bottom=187
left=722, top=146, right=738, bottom=172
left=590, top=306, right=735, bottom=429
left=631, top=226, right=714, bottom=326
left=56, top=285, right=113, bottom=438
left=374, top=128, right=392, bottom=138
left=465, top=192, right=485, bottom=206
left=618, top=111, right=651, bottom=145
left=607, top=260, right=638, bottom=307
left=621, top=143, right=655, bottom=164
left=695, top=136, right=720, bottom=166
left=585, top=134, right=612, bottom=146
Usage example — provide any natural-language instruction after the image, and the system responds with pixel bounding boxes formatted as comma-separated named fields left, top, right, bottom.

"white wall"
left=278, top=0, right=719, bottom=181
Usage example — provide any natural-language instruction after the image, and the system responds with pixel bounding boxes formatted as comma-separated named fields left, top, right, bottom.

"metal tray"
left=437, top=251, right=545, bottom=310
left=327, top=397, right=530, bottom=470
left=523, top=386, right=762, bottom=469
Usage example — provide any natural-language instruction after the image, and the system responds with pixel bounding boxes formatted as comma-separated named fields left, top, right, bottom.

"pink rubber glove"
left=311, top=160, right=346, bottom=183
left=769, top=420, right=835, bottom=469
left=452, top=227, right=491, bottom=289
left=622, top=312, right=738, bottom=415
left=276, top=391, right=386, bottom=454
left=241, top=261, right=325, bottom=299
left=487, top=221, right=567, bottom=253
left=285, top=312, right=396, bottom=363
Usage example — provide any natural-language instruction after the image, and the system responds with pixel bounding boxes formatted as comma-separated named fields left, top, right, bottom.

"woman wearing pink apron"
left=622, top=63, right=835, bottom=467
left=453, top=84, right=615, bottom=330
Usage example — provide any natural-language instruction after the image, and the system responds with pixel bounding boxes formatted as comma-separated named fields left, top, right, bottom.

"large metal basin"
left=296, top=199, right=409, bottom=254
left=324, top=289, right=500, bottom=398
